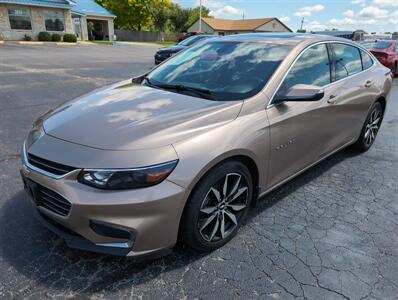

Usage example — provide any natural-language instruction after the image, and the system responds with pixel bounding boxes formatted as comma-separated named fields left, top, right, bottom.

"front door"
left=266, top=43, right=338, bottom=188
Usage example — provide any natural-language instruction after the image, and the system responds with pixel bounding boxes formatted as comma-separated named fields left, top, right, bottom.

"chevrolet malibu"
left=21, top=33, right=393, bottom=258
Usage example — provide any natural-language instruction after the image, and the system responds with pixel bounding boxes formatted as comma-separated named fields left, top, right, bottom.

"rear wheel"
left=394, top=63, right=398, bottom=77
left=181, top=160, right=253, bottom=252
left=353, top=101, right=383, bottom=152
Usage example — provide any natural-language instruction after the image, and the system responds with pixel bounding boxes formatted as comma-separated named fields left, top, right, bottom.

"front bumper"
left=20, top=146, right=188, bottom=258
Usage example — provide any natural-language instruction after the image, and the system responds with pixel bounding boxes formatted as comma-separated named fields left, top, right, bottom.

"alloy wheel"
left=364, top=106, right=382, bottom=147
left=198, top=173, right=249, bottom=242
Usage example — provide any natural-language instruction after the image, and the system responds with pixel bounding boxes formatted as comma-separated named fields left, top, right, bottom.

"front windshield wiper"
left=154, top=83, right=217, bottom=101
left=143, top=77, right=217, bottom=100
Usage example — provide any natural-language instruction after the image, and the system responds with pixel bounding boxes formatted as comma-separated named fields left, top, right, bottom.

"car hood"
left=157, top=45, right=185, bottom=53
left=43, top=80, right=243, bottom=151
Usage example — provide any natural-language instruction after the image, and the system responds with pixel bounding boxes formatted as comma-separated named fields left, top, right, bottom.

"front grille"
left=36, top=184, right=72, bottom=217
left=28, top=153, right=75, bottom=176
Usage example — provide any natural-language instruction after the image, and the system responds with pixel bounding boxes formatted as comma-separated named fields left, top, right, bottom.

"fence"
left=115, top=30, right=178, bottom=42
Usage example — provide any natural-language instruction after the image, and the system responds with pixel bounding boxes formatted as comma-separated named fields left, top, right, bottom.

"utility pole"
left=300, top=17, right=304, bottom=31
left=199, top=0, right=202, bottom=31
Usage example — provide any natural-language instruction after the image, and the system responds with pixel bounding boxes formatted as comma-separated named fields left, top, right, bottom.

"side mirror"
left=273, top=84, right=325, bottom=104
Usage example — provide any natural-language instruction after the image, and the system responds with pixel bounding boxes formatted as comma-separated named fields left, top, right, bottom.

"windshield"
left=179, top=35, right=209, bottom=46
left=362, top=41, right=392, bottom=50
left=146, top=41, right=293, bottom=101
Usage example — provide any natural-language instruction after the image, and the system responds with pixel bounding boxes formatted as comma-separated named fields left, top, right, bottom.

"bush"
left=38, top=32, right=52, bottom=41
left=23, top=34, right=32, bottom=41
left=51, top=33, right=61, bottom=42
left=63, top=34, right=77, bottom=43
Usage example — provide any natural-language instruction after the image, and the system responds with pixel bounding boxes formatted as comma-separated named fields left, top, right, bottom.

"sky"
left=175, top=0, right=398, bottom=33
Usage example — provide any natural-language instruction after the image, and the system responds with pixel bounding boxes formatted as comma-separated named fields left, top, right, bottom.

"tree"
left=169, top=4, right=191, bottom=33
left=143, top=0, right=172, bottom=32
left=95, top=0, right=151, bottom=30
left=296, top=29, right=306, bottom=33
left=187, top=6, right=212, bottom=28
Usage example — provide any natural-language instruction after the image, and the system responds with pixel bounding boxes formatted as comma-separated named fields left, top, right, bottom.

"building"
left=188, top=17, right=292, bottom=35
left=312, top=30, right=364, bottom=42
left=0, top=0, right=115, bottom=41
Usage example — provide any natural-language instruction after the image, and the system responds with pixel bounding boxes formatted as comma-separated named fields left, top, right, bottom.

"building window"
left=44, top=11, right=65, bottom=31
left=8, top=9, right=32, bottom=30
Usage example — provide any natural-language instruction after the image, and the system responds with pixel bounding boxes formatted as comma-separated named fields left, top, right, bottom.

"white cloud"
left=391, top=10, right=398, bottom=17
left=351, top=0, right=366, bottom=7
left=294, top=4, right=324, bottom=17
left=209, top=5, right=243, bottom=17
left=329, top=18, right=358, bottom=26
left=372, top=0, right=398, bottom=7
left=358, top=6, right=389, bottom=18
left=307, top=21, right=327, bottom=31
left=343, top=10, right=356, bottom=17
left=279, top=16, right=291, bottom=23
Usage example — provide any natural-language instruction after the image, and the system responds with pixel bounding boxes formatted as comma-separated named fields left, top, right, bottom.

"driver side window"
left=281, top=44, right=332, bottom=92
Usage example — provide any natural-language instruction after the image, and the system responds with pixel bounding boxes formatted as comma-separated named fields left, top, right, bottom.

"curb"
left=5, top=41, right=77, bottom=46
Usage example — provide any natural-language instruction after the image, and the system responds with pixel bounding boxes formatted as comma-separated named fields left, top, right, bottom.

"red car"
left=362, top=40, right=398, bottom=76
left=177, top=31, right=204, bottom=42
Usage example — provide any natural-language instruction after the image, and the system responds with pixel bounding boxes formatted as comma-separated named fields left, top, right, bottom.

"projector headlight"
left=78, top=160, right=178, bottom=190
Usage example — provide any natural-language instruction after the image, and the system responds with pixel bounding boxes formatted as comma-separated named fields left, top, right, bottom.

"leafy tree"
left=296, top=29, right=306, bottom=33
left=169, top=4, right=191, bottom=33
left=95, top=0, right=151, bottom=30
left=143, top=0, right=172, bottom=32
left=187, top=6, right=212, bottom=28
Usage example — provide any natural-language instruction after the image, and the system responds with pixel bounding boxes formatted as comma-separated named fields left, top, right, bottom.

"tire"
left=394, top=63, right=398, bottom=77
left=181, top=160, right=253, bottom=252
left=353, top=101, right=384, bottom=152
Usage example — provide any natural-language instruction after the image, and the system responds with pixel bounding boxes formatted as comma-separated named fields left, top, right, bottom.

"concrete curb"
left=5, top=41, right=77, bottom=46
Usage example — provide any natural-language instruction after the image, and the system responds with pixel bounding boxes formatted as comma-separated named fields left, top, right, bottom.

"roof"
left=71, top=0, right=115, bottom=17
left=212, top=32, right=351, bottom=47
left=0, top=0, right=73, bottom=9
left=0, top=0, right=115, bottom=17
left=201, top=17, right=291, bottom=32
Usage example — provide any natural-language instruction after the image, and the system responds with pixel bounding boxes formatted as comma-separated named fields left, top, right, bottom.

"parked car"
left=362, top=40, right=398, bottom=75
left=21, top=34, right=392, bottom=258
left=178, top=31, right=204, bottom=42
left=154, top=34, right=215, bottom=64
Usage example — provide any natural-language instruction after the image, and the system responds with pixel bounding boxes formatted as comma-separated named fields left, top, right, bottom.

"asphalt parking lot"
left=1, top=44, right=398, bottom=300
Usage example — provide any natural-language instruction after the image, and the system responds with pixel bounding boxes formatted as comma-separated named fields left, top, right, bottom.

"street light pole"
left=199, top=0, right=202, bottom=32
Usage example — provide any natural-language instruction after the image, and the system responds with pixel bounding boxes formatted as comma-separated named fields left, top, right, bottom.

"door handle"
left=365, top=80, right=373, bottom=88
left=327, top=94, right=338, bottom=104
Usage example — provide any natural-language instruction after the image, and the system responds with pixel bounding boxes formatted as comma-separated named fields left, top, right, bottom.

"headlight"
left=78, top=160, right=178, bottom=190
left=26, top=120, right=45, bottom=148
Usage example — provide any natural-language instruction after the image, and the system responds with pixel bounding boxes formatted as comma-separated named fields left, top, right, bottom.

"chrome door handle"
left=327, top=94, right=337, bottom=104
left=365, top=80, right=372, bottom=88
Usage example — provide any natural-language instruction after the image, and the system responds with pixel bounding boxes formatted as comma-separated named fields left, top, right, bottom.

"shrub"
left=51, top=33, right=61, bottom=42
left=63, top=34, right=77, bottom=43
left=38, top=32, right=52, bottom=41
left=23, top=34, right=32, bottom=41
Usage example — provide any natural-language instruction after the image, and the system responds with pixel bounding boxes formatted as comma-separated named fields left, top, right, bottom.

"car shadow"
left=0, top=147, right=359, bottom=295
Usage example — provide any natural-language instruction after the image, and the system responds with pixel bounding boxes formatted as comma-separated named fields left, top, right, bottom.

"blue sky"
left=176, top=0, right=398, bottom=33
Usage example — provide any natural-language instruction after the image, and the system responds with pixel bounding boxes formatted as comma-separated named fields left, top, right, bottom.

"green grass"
left=91, top=41, right=114, bottom=45
left=90, top=41, right=176, bottom=46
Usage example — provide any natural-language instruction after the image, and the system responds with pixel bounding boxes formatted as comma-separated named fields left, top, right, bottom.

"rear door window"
left=360, top=49, right=373, bottom=70
left=331, top=43, right=362, bottom=80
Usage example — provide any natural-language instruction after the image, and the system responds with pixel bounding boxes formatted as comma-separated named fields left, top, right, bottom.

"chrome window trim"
left=266, top=40, right=376, bottom=108
left=22, top=142, right=77, bottom=180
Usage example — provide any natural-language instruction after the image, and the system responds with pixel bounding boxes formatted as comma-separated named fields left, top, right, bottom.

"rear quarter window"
left=360, top=49, right=373, bottom=70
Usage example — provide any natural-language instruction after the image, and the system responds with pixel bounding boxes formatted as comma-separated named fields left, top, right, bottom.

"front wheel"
left=181, top=160, right=253, bottom=252
left=353, top=101, right=384, bottom=152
